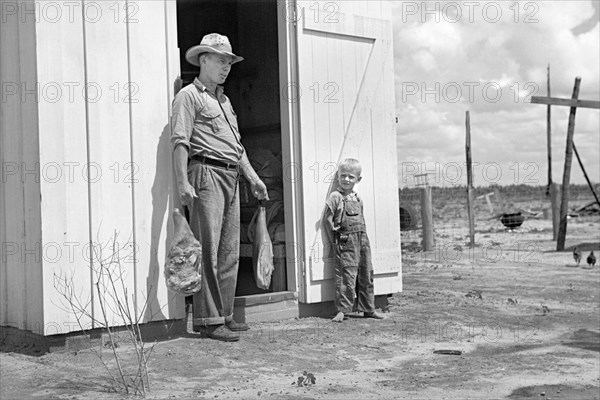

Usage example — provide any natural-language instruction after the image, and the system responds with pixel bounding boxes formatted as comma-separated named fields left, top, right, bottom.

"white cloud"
left=393, top=0, right=600, bottom=187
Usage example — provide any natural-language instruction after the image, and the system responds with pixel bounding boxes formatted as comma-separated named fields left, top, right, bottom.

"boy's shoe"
left=363, top=311, right=385, bottom=319
left=200, top=325, right=240, bottom=342
left=226, top=320, right=250, bottom=331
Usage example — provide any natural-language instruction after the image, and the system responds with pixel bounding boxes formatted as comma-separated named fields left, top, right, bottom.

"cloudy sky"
left=391, top=0, right=599, bottom=188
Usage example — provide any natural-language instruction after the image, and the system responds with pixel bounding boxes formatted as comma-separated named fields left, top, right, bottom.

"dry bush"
left=54, top=232, right=163, bottom=396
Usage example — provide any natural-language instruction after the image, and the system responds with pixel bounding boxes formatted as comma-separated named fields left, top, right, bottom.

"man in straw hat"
left=171, top=33, right=269, bottom=342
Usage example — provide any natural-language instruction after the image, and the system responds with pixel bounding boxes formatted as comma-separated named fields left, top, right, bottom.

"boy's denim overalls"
left=334, top=193, right=375, bottom=313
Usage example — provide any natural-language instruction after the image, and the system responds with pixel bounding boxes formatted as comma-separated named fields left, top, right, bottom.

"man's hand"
left=250, top=179, right=269, bottom=201
left=178, top=181, right=198, bottom=206
left=239, top=150, right=269, bottom=201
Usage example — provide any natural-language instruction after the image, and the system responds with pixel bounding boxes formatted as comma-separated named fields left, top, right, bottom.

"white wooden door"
left=293, top=1, right=401, bottom=303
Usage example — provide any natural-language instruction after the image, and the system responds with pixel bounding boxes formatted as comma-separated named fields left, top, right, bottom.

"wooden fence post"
left=550, top=183, right=561, bottom=240
left=421, top=186, right=434, bottom=251
left=465, top=111, right=475, bottom=247
left=546, top=64, right=552, bottom=195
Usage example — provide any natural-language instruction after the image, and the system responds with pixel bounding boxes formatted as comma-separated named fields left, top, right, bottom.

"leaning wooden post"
left=550, top=183, right=561, bottom=240
left=465, top=111, right=475, bottom=247
left=572, top=142, right=600, bottom=207
left=531, top=76, right=599, bottom=244
left=556, top=77, right=581, bottom=251
left=420, top=185, right=434, bottom=251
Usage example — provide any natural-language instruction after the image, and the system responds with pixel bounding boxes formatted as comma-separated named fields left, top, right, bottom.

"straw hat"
left=185, top=33, right=244, bottom=66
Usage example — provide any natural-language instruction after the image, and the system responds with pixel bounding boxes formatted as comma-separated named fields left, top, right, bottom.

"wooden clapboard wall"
left=294, top=1, right=401, bottom=303
left=0, top=0, right=183, bottom=335
left=0, top=0, right=44, bottom=334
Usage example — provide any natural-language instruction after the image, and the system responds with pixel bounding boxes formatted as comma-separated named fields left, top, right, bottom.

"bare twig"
left=52, top=231, right=169, bottom=396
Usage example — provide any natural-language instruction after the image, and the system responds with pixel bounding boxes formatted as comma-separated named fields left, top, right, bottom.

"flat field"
left=1, top=186, right=599, bottom=399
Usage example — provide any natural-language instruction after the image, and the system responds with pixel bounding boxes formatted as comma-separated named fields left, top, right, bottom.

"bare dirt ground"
left=1, top=197, right=599, bottom=400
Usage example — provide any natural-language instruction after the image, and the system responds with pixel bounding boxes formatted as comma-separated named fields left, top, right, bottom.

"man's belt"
left=192, top=155, right=239, bottom=170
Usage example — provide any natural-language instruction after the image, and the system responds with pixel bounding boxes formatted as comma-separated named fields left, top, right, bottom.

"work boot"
left=363, top=310, right=385, bottom=319
left=203, top=325, right=239, bottom=342
left=226, top=320, right=250, bottom=331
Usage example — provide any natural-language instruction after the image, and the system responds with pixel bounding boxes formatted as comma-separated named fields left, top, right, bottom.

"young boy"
left=324, top=158, right=385, bottom=322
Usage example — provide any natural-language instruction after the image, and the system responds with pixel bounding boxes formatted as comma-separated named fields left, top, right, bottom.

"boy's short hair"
left=338, top=158, right=362, bottom=175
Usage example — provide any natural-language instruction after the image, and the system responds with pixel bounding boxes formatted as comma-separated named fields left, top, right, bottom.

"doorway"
left=176, top=0, right=288, bottom=296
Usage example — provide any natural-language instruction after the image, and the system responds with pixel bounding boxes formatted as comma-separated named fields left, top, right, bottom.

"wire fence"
left=398, top=182, right=600, bottom=255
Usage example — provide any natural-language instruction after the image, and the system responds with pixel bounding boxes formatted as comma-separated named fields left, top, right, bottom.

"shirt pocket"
left=196, top=108, right=222, bottom=133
